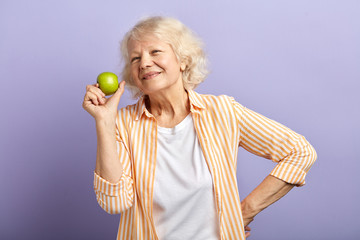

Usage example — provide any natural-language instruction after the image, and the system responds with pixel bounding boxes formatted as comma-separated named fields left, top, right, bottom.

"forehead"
left=127, top=35, right=170, bottom=53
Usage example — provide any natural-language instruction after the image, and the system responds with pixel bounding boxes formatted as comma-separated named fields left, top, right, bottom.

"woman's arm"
left=95, top=118, right=123, bottom=183
left=83, top=82, right=125, bottom=182
left=93, top=117, right=134, bottom=214
left=230, top=97, right=317, bottom=232
left=231, top=97, right=317, bottom=186
left=241, top=175, right=294, bottom=227
left=83, top=82, right=134, bottom=214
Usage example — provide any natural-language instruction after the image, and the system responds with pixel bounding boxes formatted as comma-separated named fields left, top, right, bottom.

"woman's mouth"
left=142, top=72, right=160, bottom=80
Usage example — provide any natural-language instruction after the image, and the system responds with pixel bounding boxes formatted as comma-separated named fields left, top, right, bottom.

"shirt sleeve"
left=231, top=97, right=317, bottom=186
left=93, top=111, right=134, bottom=214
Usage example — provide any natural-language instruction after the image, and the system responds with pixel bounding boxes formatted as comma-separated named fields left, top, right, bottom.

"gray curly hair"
left=120, top=16, right=209, bottom=98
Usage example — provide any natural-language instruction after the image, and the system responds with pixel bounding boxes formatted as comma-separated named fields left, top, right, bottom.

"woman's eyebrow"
left=130, top=50, right=140, bottom=55
left=129, top=44, right=163, bottom=55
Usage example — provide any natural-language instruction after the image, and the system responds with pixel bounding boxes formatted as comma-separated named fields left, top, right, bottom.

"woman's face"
left=128, top=35, right=185, bottom=96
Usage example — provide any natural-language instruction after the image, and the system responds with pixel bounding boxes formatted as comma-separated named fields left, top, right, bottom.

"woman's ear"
left=180, top=62, right=186, bottom=71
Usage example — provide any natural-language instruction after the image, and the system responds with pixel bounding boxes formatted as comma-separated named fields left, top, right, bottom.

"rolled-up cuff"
left=94, top=171, right=131, bottom=196
left=270, top=162, right=307, bottom=186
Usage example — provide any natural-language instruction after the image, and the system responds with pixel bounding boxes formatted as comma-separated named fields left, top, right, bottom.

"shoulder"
left=193, top=92, right=248, bottom=123
left=195, top=92, right=242, bottom=109
left=198, top=92, right=233, bottom=101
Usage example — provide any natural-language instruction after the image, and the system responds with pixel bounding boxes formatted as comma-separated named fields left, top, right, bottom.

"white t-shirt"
left=153, top=113, right=220, bottom=240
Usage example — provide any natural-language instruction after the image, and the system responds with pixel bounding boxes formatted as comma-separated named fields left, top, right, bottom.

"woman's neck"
left=147, top=88, right=189, bottom=117
left=146, top=89, right=190, bottom=127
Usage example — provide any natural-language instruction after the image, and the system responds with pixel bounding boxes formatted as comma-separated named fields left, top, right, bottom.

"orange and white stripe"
left=94, top=90, right=317, bottom=240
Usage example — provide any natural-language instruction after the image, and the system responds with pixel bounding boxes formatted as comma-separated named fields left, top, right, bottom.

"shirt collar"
left=187, top=89, right=206, bottom=112
left=134, top=89, right=206, bottom=121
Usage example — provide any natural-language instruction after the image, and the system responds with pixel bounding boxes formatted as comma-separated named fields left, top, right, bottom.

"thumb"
left=107, top=81, right=126, bottom=109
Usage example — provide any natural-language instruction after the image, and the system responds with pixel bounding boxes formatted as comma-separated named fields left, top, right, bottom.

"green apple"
left=97, top=72, right=119, bottom=96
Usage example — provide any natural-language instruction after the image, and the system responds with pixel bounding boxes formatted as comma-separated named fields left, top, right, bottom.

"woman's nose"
left=140, top=54, right=153, bottom=69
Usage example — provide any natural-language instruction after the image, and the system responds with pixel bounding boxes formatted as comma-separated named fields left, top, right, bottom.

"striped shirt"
left=93, top=90, right=317, bottom=240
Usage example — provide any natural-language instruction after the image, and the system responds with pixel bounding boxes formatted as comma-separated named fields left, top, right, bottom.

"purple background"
left=1, top=0, right=359, bottom=239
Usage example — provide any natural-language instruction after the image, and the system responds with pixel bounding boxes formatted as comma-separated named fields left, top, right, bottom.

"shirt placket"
left=191, top=110, right=224, bottom=239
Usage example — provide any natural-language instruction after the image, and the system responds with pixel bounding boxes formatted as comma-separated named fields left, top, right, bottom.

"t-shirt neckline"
left=157, top=113, right=192, bottom=134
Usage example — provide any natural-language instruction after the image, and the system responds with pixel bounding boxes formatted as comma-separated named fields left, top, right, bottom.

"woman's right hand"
left=82, top=81, right=126, bottom=122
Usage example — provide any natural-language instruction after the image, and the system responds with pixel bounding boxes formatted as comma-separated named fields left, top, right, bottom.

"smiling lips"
left=141, top=71, right=160, bottom=80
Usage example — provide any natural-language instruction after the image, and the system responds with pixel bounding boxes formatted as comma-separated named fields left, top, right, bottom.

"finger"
left=244, top=226, right=251, bottom=238
left=87, top=84, right=106, bottom=98
left=86, top=84, right=105, bottom=97
left=94, top=85, right=106, bottom=98
left=86, top=84, right=99, bottom=91
left=87, top=85, right=106, bottom=104
left=88, top=83, right=99, bottom=88
left=115, top=81, right=126, bottom=97
left=85, top=91, right=100, bottom=106
left=107, top=81, right=126, bottom=108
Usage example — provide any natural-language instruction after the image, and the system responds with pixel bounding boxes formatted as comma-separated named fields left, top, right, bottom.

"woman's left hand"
left=241, top=201, right=255, bottom=238
left=244, top=225, right=251, bottom=238
left=242, top=215, right=254, bottom=228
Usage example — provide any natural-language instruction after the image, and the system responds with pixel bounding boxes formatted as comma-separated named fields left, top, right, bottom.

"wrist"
left=95, top=118, right=117, bottom=134
left=95, top=116, right=116, bottom=126
left=241, top=197, right=261, bottom=218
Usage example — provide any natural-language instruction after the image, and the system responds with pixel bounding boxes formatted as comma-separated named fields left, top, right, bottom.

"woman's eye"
left=131, top=57, right=140, bottom=63
left=152, top=50, right=161, bottom=54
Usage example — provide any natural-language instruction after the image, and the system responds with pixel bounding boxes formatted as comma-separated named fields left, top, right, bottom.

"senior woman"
left=83, top=16, right=317, bottom=240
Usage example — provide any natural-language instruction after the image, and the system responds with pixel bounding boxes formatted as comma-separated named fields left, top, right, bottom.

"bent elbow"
left=307, top=142, right=317, bottom=169
left=93, top=172, right=134, bottom=214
